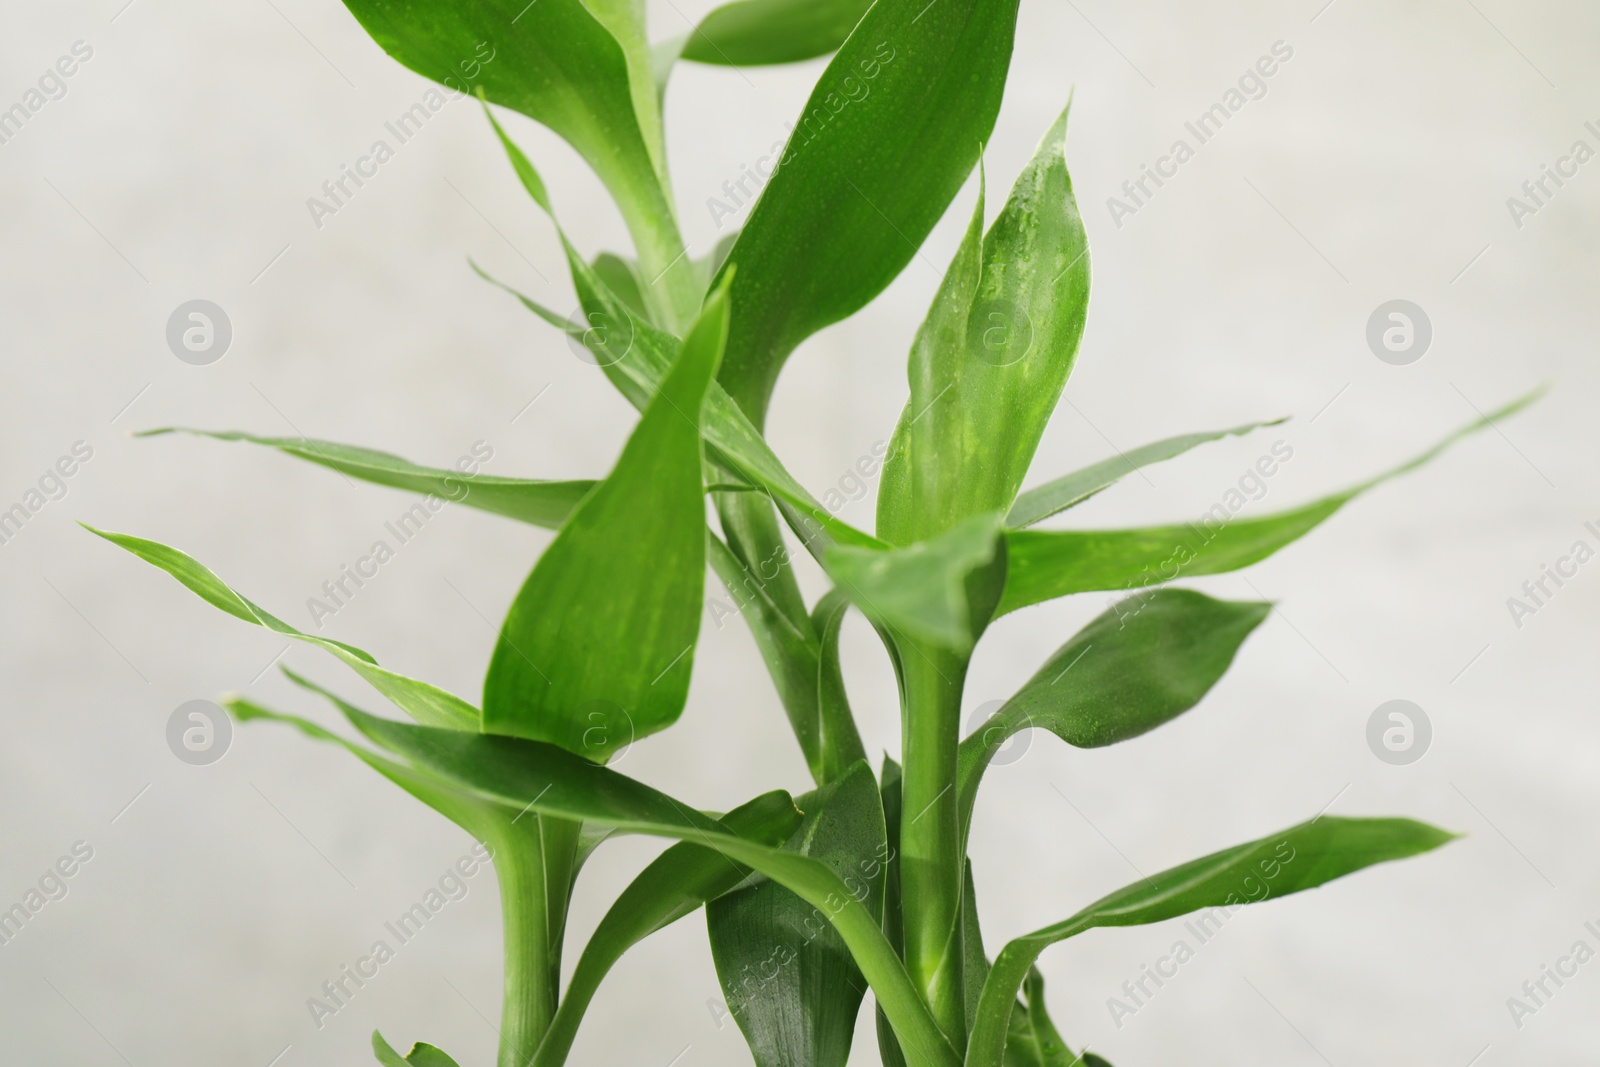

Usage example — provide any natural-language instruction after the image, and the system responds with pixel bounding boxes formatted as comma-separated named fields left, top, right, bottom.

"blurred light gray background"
left=3, top=0, right=1596, bottom=1063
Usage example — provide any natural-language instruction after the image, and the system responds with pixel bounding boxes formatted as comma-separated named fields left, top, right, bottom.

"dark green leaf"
left=481, top=278, right=729, bottom=755
left=957, top=590, right=1270, bottom=843
left=532, top=791, right=802, bottom=1067
left=681, top=0, right=874, bottom=66
left=714, top=0, right=1022, bottom=423
left=83, top=525, right=477, bottom=731
left=966, top=816, right=1456, bottom=1067
left=875, top=757, right=909, bottom=1067
left=997, top=390, right=1542, bottom=616
left=877, top=105, right=1090, bottom=546
left=709, top=762, right=887, bottom=1067
left=1007, top=420, right=1285, bottom=530
left=312, top=706, right=960, bottom=1067
left=137, top=429, right=593, bottom=531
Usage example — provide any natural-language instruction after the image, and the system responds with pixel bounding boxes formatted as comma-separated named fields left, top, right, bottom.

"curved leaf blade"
left=966, top=816, right=1456, bottom=1067
left=83, top=525, right=477, bottom=731
left=1006, top=420, right=1286, bottom=530
left=997, top=390, right=1542, bottom=616
left=481, top=279, right=729, bottom=755
left=138, top=429, right=594, bottom=530
left=714, top=0, right=1023, bottom=422
left=681, top=0, right=874, bottom=66
left=957, top=589, right=1270, bottom=843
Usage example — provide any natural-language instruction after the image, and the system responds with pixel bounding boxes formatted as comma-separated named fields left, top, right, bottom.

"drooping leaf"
left=997, top=390, right=1541, bottom=616
left=304, top=704, right=960, bottom=1067
left=877, top=105, right=1090, bottom=546
left=481, top=277, right=728, bottom=755
left=1006, top=420, right=1286, bottom=530
left=825, top=512, right=1006, bottom=651
left=957, top=589, right=1270, bottom=843
left=965, top=816, right=1456, bottom=1067
left=713, top=0, right=1023, bottom=423
left=709, top=762, right=888, bottom=1067
left=680, top=0, right=874, bottom=66
left=372, top=1032, right=464, bottom=1067
left=137, top=429, right=594, bottom=531
left=531, top=791, right=802, bottom=1067
left=83, top=525, right=476, bottom=731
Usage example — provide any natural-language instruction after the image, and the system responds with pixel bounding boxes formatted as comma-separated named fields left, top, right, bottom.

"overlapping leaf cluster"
left=96, top=1, right=1533, bottom=1064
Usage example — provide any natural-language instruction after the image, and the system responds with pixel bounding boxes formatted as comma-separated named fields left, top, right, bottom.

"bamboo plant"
left=91, top=0, right=1535, bottom=1064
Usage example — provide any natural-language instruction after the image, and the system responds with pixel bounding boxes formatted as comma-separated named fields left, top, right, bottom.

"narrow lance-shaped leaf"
left=372, top=1033, right=464, bottom=1067
left=878, top=104, right=1090, bottom=546
left=481, top=276, right=730, bottom=755
left=714, top=0, right=1023, bottom=424
left=957, top=589, right=1270, bottom=846
left=301, top=703, right=961, bottom=1067
left=83, top=525, right=476, bottom=731
left=709, top=762, right=888, bottom=1067
left=530, top=791, right=803, bottom=1067
left=998, top=389, right=1542, bottom=616
left=680, top=0, right=875, bottom=67
left=1006, top=419, right=1286, bottom=530
left=137, top=429, right=594, bottom=531
left=965, top=816, right=1457, bottom=1067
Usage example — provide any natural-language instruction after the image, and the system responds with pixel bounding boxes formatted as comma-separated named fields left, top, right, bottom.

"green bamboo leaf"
left=966, top=816, right=1457, bottom=1067
left=957, top=590, right=1270, bottom=844
left=317, top=706, right=960, bottom=1067
left=680, top=0, right=874, bottom=66
left=337, top=0, right=697, bottom=326
left=714, top=0, right=1022, bottom=423
left=474, top=118, right=881, bottom=556
left=878, top=105, right=1090, bottom=546
left=373, top=1033, right=464, bottom=1067
left=531, top=791, right=802, bottom=1067
left=137, top=429, right=594, bottom=531
left=83, top=525, right=476, bottom=731
left=708, top=763, right=886, bottom=1067
left=824, top=512, right=1005, bottom=651
left=1006, top=420, right=1286, bottom=530
left=875, top=757, right=909, bottom=1067
left=481, top=277, right=729, bottom=755
left=997, top=390, right=1542, bottom=616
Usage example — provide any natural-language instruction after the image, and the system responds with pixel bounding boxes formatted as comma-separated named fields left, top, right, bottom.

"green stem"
left=496, top=816, right=581, bottom=1067
left=897, top=640, right=969, bottom=1045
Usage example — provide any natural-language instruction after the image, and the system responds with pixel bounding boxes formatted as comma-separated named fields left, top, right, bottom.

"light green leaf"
left=709, top=762, right=887, bottom=1067
left=481, top=277, right=729, bottom=755
left=878, top=105, right=1090, bottom=546
left=372, top=1033, right=464, bottom=1067
left=957, top=589, right=1270, bottom=844
left=340, top=0, right=696, bottom=327
left=965, top=816, right=1456, bottom=1067
left=714, top=0, right=1023, bottom=423
left=83, top=525, right=476, bottom=731
left=825, top=512, right=1005, bottom=651
left=1006, top=420, right=1286, bottom=530
left=997, top=390, right=1542, bottom=616
left=531, top=791, right=802, bottom=1067
left=680, top=0, right=874, bottom=66
left=137, top=429, right=594, bottom=531
left=324, top=707, right=960, bottom=1067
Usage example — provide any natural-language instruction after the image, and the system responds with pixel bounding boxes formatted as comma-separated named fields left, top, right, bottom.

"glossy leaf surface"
left=681, top=0, right=874, bottom=66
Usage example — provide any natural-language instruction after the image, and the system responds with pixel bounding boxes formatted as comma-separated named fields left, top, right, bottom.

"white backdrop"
left=2, top=0, right=1597, bottom=1064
